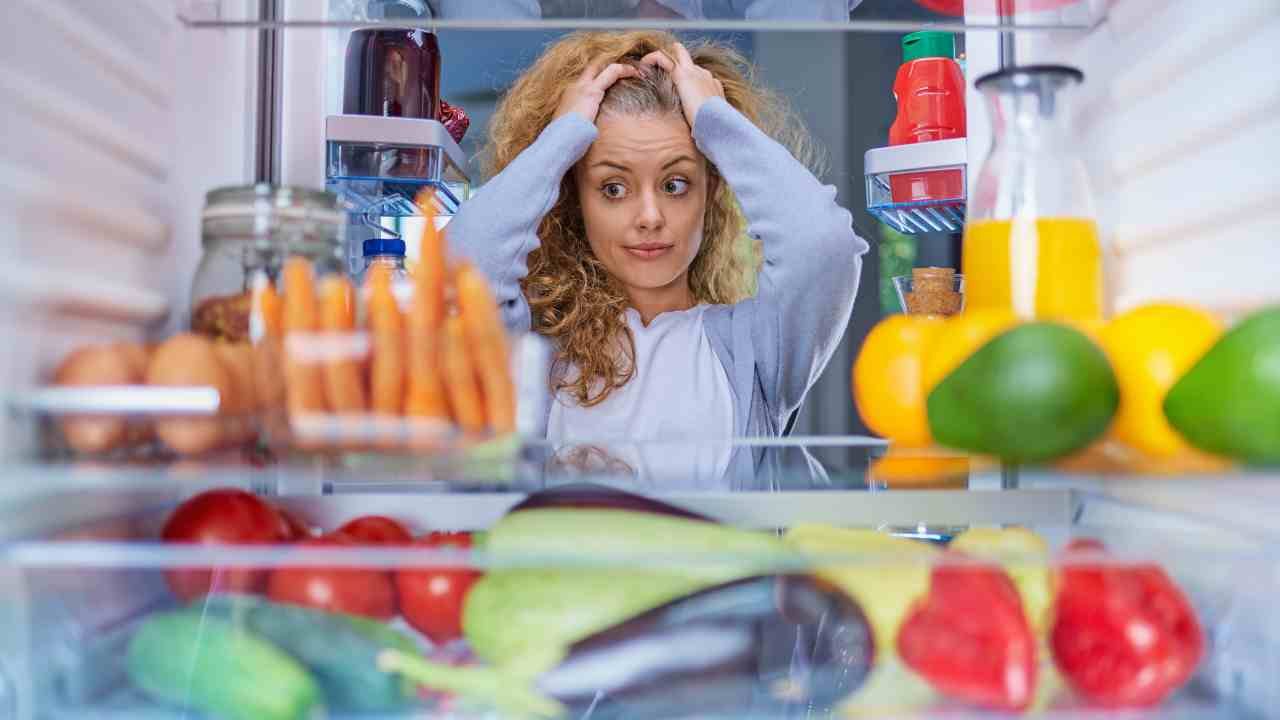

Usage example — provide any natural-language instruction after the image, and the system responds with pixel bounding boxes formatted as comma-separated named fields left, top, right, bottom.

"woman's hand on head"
left=554, top=60, right=639, bottom=124
left=641, top=43, right=725, bottom=129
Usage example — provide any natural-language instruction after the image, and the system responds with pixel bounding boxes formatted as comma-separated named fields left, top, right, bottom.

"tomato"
left=1053, top=542, right=1204, bottom=707
left=267, top=536, right=397, bottom=619
left=277, top=506, right=313, bottom=541
left=898, top=557, right=1038, bottom=711
left=395, top=532, right=480, bottom=645
left=332, top=515, right=413, bottom=545
left=161, top=488, right=292, bottom=601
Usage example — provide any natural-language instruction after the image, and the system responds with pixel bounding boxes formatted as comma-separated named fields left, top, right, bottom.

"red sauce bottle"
left=888, top=31, right=966, bottom=204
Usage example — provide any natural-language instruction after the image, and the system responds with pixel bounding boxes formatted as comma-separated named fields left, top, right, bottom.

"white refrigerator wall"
left=0, top=0, right=258, bottom=455
left=968, top=0, right=1280, bottom=319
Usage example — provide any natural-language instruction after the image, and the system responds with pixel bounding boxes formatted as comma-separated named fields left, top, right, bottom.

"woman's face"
left=574, top=112, right=712, bottom=300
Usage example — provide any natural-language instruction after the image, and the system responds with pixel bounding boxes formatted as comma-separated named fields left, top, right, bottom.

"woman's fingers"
left=590, top=62, right=639, bottom=91
left=671, top=41, right=696, bottom=68
left=578, top=58, right=608, bottom=83
left=640, top=49, right=675, bottom=73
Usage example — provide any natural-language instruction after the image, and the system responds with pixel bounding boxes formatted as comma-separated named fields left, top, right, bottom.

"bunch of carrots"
left=250, top=207, right=515, bottom=445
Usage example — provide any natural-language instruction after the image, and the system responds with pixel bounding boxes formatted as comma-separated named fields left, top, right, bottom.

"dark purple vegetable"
left=508, top=483, right=712, bottom=522
left=535, top=574, right=874, bottom=718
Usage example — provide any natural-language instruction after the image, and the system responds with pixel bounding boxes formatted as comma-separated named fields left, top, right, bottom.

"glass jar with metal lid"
left=191, top=184, right=345, bottom=342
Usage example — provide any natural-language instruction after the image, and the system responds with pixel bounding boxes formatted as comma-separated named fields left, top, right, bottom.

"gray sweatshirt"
left=449, top=96, right=869, bottom=443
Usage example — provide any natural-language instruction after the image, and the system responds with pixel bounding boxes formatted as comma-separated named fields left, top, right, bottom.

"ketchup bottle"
left=888, top=31, right=966, bottom=204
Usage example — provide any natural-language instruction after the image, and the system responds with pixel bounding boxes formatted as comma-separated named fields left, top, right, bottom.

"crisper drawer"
left=0, top=463, right=1275, bottom=720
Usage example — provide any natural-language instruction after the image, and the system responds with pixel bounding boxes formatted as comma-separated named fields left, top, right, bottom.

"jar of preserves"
left=191, top=185, right=345, bottom=341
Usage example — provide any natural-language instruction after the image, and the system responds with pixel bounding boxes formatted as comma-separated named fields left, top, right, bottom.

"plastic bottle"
left=888, top=31, right=966, bottom=204
left=359, top=238, right=414, bottom=310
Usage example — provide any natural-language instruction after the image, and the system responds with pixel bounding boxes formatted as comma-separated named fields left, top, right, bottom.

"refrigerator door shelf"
left=866, top=138, right=967, bottom=234
left=325, top=115, right=471, bottom=218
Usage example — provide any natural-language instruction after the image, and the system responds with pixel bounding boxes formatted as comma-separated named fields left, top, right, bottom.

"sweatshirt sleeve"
left=692, top=97, right=869, bottom=417
left=447, top=113, right=599, bottom=332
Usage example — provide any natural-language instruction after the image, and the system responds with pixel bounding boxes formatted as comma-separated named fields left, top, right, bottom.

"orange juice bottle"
left=965, top=66, right=1104, bottom=321
left=963, top=217, right=1102, bottom=320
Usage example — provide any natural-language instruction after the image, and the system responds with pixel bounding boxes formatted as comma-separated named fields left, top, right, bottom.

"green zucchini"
left=244, top=601, right=417, bottom=712
left=126, top=610, right=321, bottom=720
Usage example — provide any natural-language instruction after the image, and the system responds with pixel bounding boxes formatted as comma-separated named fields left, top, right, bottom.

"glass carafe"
left=963, top=65, right=1103, bottom=321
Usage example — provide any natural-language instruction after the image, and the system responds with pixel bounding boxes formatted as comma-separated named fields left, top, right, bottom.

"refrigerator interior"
left=1, top=0, right=1278, bottom=718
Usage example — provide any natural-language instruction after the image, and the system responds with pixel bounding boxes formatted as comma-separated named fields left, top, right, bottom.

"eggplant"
left=508, top=482, right=712, bottom=521
left=383, top=575, right=874, bottom=719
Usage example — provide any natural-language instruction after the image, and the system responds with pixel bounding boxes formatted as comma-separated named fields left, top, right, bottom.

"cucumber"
left=195, top=593, right=419, bottom=709
left=343, top=614, right=422, bottom=699
left=244, top=601, right=417, bottom=712
left=126, top=610, right=321, bottom=720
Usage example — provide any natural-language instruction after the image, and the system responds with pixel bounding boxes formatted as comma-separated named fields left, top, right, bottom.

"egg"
left=146, top=333, right=233, bottom=455
left=213, top=341, right=258, bottom=443
left=53, top=343, right=144, bottom=454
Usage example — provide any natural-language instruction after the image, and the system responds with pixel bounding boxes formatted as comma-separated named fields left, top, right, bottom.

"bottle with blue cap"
left=359, top=237, right=414, bottom=309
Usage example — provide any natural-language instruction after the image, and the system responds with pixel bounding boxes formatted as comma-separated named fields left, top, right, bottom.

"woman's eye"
left=663, top=178, right=690, bottom=196
left=601, top=182, right=627, bottom=199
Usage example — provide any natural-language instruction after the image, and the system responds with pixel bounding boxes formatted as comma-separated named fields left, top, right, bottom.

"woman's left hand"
left=641, top=43, right=724, bottom=129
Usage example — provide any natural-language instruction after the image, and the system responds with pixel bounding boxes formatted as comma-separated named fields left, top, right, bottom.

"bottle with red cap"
left=888, top=31, right=966, bottom=204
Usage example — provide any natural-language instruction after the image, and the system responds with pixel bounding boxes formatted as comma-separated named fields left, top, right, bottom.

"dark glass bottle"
left=343, top=26, right=441, bottom=120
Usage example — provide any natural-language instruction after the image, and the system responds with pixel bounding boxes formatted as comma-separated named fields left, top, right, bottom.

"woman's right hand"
left=553, top=60, right=639, bottom=124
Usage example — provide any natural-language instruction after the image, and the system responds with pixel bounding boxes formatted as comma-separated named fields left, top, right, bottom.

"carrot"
left=251, top=271, right=284, bottom=340
left=320, top=274, right=367, bottom=413
left=282, top=257, right=327, bottom=415
left=250, top=273, right=287, bottom=415
left=455, top=263, right=516, bottom=433
left=405, top=210, right=449, bottom=418
left=442, top=313, right=486, bottom=433
left=366, top=263, right=405, bottom=416
left=415, top=197, right=448, bottom=330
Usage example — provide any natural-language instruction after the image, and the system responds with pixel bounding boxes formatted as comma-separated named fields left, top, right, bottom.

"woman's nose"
left=634, top=190, right=665, bottom=231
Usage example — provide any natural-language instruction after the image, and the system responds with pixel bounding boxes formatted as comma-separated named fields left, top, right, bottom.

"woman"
left=449, top=31, right=866, bottom=472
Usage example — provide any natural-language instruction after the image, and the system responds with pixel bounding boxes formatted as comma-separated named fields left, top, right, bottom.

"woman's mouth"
left=623, top=243, right=674, bottom=260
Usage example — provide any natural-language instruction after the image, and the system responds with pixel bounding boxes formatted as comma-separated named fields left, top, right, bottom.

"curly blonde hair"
left=484, top=30, right=815, bottom=407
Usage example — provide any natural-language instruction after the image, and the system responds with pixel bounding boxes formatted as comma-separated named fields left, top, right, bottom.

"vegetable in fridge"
left=381, top=574, right=874, bottom=718
left=126, top=610, right=321, bottom=720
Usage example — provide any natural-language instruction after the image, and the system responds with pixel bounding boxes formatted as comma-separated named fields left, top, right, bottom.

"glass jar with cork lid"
left=191, top=185, right=346, bottom=341
left=894, top=267, right=965, bottom=316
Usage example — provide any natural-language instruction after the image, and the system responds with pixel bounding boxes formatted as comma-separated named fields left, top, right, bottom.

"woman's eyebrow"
left=661, top=155, right=697, bottom=169
left=590, top=160, right=629, bottom=171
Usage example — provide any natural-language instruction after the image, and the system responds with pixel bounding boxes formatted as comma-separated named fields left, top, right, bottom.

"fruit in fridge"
left=921, top=308, right=1018, bottom=392
left=161, top=488, right=293, bottom=601
left=927, top=322, right=1119, bottom=462
left=267, top=536, right=397, bottom=619
left=396, top=531, right=481, bottom=644
left=1164, top=305, right=1280, bottom=464
left=1100, top=303, right=1223, bottom=458
left=332, top=515, right=414, bottom=544
left=853, top=314, right=945, bottom=447
left=126, top=610, right=321, bottom=720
